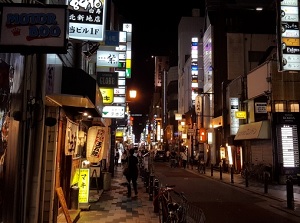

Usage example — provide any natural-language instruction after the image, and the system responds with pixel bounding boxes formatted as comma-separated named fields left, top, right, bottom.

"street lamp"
left=126, top=89, right=137, bottom=144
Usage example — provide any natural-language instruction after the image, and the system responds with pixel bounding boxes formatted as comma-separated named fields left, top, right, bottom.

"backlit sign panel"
left=102, top=105, right=125, bottom=118
left=279, top=0, right=300, bottom=71
left=68, top=0, right=107, bottom=41
left=0, top=4, right=68, bottom=53
left=96, top=51, right=119, bottom=67
left=78, top=168, right=90, bottom=204
left=230, top=98, right=239, bottom=135
left=277, top=124, right=299, bottom=168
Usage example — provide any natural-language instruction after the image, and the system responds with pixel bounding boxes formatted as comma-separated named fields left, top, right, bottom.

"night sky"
left=113, top=0, right=205, bottom=115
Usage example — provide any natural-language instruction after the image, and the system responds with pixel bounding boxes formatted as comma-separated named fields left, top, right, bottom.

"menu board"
left=277, top=124, right=299, bottom=168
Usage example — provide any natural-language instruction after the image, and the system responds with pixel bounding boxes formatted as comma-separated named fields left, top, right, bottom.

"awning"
left=234, top=120, right=270, bottom=140
left=46, top=66, right=103, bottom=119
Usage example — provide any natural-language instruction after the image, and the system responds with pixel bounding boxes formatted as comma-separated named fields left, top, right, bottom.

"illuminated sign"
left=105, top=30, right=119, bottom=46
left=255, top=102, right=267, bottom=113
left=97, top=51, right=119, bottom=67
left=235, top=111, right=246, bottom=119
left=102, top=105, right=125, bottom=118
left=280, top=0, right=300, bottom=71
left=78, top=168, right=90, bottom=204
left=100, top=88, right=114, bottom=104
left=0, top=4, right=68, bottom=53
left=68, top=0, right=107, bottom=41
left=230, top=98, right=239, bottom=135
left=277, top=124, right=299, bottom=168
left=191, top=37, right=198, bottom=106
left=97, top=72, right=118, bottom=88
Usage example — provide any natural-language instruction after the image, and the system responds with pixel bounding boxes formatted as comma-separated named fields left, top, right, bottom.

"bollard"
left=245, top=168, right=249, bottom=187
left=219, top=164, right=222, bottom=180
left=145, top=171, right=150, bottom=192
left=264, top=172, right=269, bottom=194
left=286, top=176, right=294, bottom=210
left=230, top=166, right=234, bottom=183
left=149, top=174, right=154, bottom=201
left=153, top=179, right=159, bottom=213
left=211, top=164, right=213, bottom=176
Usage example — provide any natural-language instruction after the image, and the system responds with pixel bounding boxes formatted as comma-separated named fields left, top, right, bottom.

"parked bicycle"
left=153, top=184, right=205, bottom=223
left=241, top=162, right=272, bottom=182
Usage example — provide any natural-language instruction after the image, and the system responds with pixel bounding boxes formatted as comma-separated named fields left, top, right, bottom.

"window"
left=290, top=102, right=299, bottom=112
left=275, top=102, right=284, bottom=112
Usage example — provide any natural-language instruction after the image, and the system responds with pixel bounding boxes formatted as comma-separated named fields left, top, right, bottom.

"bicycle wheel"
left=158, top=200, right=164, bottom=223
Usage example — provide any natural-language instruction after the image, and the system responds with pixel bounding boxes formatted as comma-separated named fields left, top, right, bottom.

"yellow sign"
left=282, top=37, right=300, bottom=47
left=78, top=168, right=90, bottom=204
left=100, top=87, right=114, bottom=104
left=235, top=111, right=246, bottom=119
left=116, top=130, right=123, bottom=137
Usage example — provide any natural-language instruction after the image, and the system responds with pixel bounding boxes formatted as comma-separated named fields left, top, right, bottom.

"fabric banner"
left=65, top=118, right=79, bottom=156
left=86, top=126, right=106, bottom=163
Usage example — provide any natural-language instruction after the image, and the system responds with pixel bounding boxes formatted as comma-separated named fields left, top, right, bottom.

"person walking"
left=180, top=148, right=188, bottom=169
left=114, top=149, right=120, bottom=167
left=121, top=149, right=128, bottom=167
left=125, top=148, right=139, bottom=198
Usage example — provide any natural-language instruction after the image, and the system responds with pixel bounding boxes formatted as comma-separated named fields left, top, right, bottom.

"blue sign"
left=105, top=31, right=119, bottom=46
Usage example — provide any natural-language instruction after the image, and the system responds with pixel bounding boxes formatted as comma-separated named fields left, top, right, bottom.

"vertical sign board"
left=78, top=168, right=90, bottom=204
left=123, top=23, right=132, bottom=78
left=191, top=37, right=199, bottom=105
left=278, top=0, right=300, bottom=71
left=274, top=113, right=300, bottom=175
left=230, top=98, right=239, bottom=135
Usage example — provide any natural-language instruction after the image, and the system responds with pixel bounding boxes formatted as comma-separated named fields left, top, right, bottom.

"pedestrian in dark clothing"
left=126, top=148, right=139, bottom=197
left=115, top=149, right=120, bottom=167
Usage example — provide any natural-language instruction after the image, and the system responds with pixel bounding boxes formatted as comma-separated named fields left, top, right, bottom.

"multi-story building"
left=200, top=0, right=300, bottom=183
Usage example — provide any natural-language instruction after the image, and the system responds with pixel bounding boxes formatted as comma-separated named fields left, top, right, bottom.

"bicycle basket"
left=185, top=203, right=206, bottom=223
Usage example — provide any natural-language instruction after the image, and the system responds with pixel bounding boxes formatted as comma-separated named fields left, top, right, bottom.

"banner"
left=65, top=118, right=79, bottom=156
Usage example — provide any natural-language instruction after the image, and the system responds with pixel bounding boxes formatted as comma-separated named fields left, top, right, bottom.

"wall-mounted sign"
left=230, top=98, right=239, bottom=135
left=279, top=0, right=300, bottom=71
left=235, top=111, right=246, bottom=119
left=102, top=105, right=125, bottom=118
left=255, top=102, right=267, bottom=113
left=68, top=0, right=107, bottom=41
left=0, top=4, right=68, bottom=53
left=277, top=124, right=299, bottom=168
left=195, top=95, right=202, bottom=115
left=105, top=30, right=119, bottom=46
left=97, top=72, right=118, bottom=88
left=96, top=50, right=119, bottom=67
left=99, top=88, right=113, bottom=104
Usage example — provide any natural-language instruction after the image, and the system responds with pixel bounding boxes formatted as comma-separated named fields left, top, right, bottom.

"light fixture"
left=129, top=90, right=137, bottom=99
left=82, top=42, right=100, bottom=58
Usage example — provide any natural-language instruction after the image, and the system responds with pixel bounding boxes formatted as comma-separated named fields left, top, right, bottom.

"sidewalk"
left=58, top=163, right=300, bottom=222
left=185, top=164, right=300, bottom=217
left=75, top=166, right=159, bottom=223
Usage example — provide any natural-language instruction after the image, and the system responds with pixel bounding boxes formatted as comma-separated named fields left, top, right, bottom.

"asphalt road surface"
left=153, top=161, right=299, bottom=223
